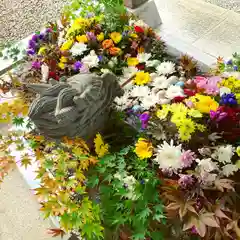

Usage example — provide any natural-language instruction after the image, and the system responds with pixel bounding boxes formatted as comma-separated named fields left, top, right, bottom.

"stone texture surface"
left=124, top=0, right=148, bottom=9
left=0, top=169, right=60, bottom=240
left=203, top=0, right=240, bottom=13
left=0, top=0, right=67, bottom=43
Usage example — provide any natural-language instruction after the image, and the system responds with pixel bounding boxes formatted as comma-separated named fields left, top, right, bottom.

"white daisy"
left=81, top=50, right=99, bottom=68
left=132, top=86, right=150, bottom=98
left=196, top=158, right=218, bottom=173
left=154, top=140, right=183, bottom=171
left=157, top=61, right=175, bottom=75
left=165, top=85, right=185, bottom=100
left=140, top=94, right=159, bottom=109
left=70, top=42, right=87, bottom=56
left=151, top=75, right=168, bottom=88
left=213, top=145, right=234, bottom=164
left=137, top=53, right=151, bottom=63
left=114, top=92, right=132, bottom=110
left=222, top=164, right=238, bottom=177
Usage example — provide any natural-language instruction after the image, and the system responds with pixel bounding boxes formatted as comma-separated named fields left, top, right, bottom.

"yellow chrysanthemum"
left=127, top=57, right=139, bottom=67
left=76, top=35, right=88, bottom=43
left=171, top=113, right=186, bottom=126
left=135, top=138, right=153, bottom=160
left=156, top=105, right=170, bottom=120
left=236, top=147, right=240, bottom=157
left=58, top=62, right=65, bottom=70
left=179, top=118, right=195, bottom=134
left=97, top=32, right=104, bottom=42
left=38, top=47, right=47, bottom=55
left=170, top=103, right=188, bottom=116
left=195, top=124, right=206, bottom=132
left=60, top=56, right=68, bottom=63
left=60, top=40, right=74, bottom=51
left=187, top=109, right=202, bottom=118
left=94, top=133, right=109, bottom=158
left=189, top=94, right=219, bottom=113
left=178, top=128, right=192, bottom=141
left=110, top=32, right=122, bottom=44
left=134, top=71, right=151, bottom=85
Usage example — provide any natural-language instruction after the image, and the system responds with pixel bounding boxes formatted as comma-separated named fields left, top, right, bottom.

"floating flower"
left=60, top=39, right=74, bottom=51
left=60, top=56, right=68, bottom=63
left=178, top=175, right=194, bottom=189
left=102, top=39, right=114, bottom=49
left=196, top=158, right=219, bottom=173
left=134, top=25, right=144, bottom=33
left=137, top=53, right=151, bottom=63
left=70, top=42, right=88, bottom=56
left=236, top=146, right=240, bottom=157
left=38, top=47, right=47, bottom=55
left=94, top=133, right=109, bottom=158
left=165, top=85, right=185, bottom=100
left=222, top=164, right=238, bottom=177
left=86, top=31, right=96, bottom=41
left=132, top=85, right=150, bottom=98
left=189, top=94, right=219, bottom=113
left=134, top=71, right=151, bottom=85
left=181, top=150, right=195, bottom=168
left=109, top=47, right=121, bottom=56
left=139, top=112, right=150, bottom=129
left=127, top=58, right=139, bottom=67
left=73, top=61, right=82, bottom=71
left=213, top=145, right=233, bottom=164
left=76, top=34, right=88, bottom=43
left=135, top=138, right=153, bottom=160
left=220, top=93, right=238, bottom=105
left=27, top=49, right=35, bottom=55
left=58, top=62, right=65, bottom=70
left=157, top=61, right=175, bottom=75
left=141, top=94, right=159, bottom=109
left=32, top=61, right=41, bottom=69
left=154, top=140, right=183, bottom=171
left=82, top=50, right=99, bottom=68
left=97, top=32, right=104, bottom=42
left=110, top=32, right=122, bottom=44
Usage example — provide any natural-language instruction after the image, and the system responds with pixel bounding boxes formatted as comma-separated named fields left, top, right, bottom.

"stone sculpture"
left=27, top=72, right=123, bottom=140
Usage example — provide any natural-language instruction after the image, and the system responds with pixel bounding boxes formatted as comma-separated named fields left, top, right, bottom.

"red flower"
left=173, top=96, right=185, bottom=103
left=184, top=88, right=196, bottom=96
left=136, top=63, right=145, bottom=70
left=134, top=25, right=144, bottom=33
left=49, top=71, right=60, bottom=81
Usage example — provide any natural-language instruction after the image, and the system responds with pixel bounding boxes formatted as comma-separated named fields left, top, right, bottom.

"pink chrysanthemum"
left=181, top=150, right=195, bottom=168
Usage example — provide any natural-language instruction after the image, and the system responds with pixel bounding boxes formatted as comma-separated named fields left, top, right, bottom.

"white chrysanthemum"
left=114, top=92, right=132, bottom=110
left=81, top=50, right=99, bottom=68
left=123, top=66, right=138, bottom=78
left=151, top=75, right=168, bottom=88
left=146, top=59, right=161, bottom=68
left=196, top=158, right=218, bottom=173
left=70, top=42, right=87, bottom=56
left=222, top=164, right=238, bottom=177
left=137, top=53, right=151, bottom=63
left=140, top=94, right=159, bottom=109
left=157, top=61, right=175, bottom=75
left=201, top=172, right=217, bottom=185
left=119, top=77, right=134, bottom=91
left=154, top=140, right=183, bottom=170
left=167, top=76, right=179, bottom=85
left=213, top=145, right=234, bottom=164
left=132, top=86, right=150, bottom=98
left=165, top=85, right=185, bottom=99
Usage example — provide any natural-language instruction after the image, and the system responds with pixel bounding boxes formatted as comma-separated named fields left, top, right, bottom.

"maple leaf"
left=12, top=117, right=25, bottom=126
left=215, top=179, right=235, bottom=192
left=47, top=228, right=66, bottom=238
left=20, top=155, right=32, bottom=169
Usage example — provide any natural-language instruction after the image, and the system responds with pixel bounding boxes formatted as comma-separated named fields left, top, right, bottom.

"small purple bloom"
left=32, top=61, right=41, bottom=69
left=86, top=31, right=96, bottom=41
left=27, top=49, right=35, bottom=55
left=45, top=28, right=52, bottom=33
left=123, top=183, right=128, bottom=188
left=225, top=59, right=233, bottom=65
left=233, top=65, right=238, bottom=71
left=178, top=175, right=194, bottom=189
left=28, top=39, right=36, bottom=49
left=31, top=34, right=38, bottom=41
left=140, top=179, right=145, bottom=185
left=98, top=55, right=103, bottom=62
left=38, top=33, right=45, bottom=40
left=73, top=61, right=82, bottom=71
left=191, top=226, right=198, bottom=235
left=139, top=112, right=150, bottom=129
left=220, top=93, right=237, bottom=105
left=122, top=31, right=129, bottom=36
left=86, top=12, right=94, bottom=18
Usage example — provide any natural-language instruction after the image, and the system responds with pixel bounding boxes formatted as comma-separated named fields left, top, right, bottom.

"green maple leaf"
left=132, top=232, right=145, bottom=240
left=60, top=213, right=72, bottom=232
left=137, top=208, right=151, bottom=221
left=21, top=156, right=32, bottom=169
left=154, top=204, right=163, bottom=214
left=87, top=176, right=99, bottom=188
left=12, top=117, right=25, bottom=126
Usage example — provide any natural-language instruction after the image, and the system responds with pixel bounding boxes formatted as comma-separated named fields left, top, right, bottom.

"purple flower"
left=28, top=39, right=36, bottom=49
left=98, top=55, right=103, bottom=62
left=32, top=34, right=39, bottom=41
left=191, top=226, right=198, bottom=235
left=38, top=33, right=45, bottom=40
left=210, top=109, right=228, bottom=122
left=123, top=183, right=128, bottom=188
left=178, top=175, right=194, bottom=189
left=140, top=179, right=145, bottom=184
left=32, top=61, right=41, bottom=69
left=27, top=49, right=35, bottom=55
left=220, top=93, right=237, bottom=105
left=233, top=65, right=238, bottom=71
left=181, top=150, right=195, bottom=168
left=86, top=12, right=94, bottom=18
left=45, top=28, right=52, bottom=33
left=225, top=59, right=233, bottom=65
left=86, top=31, right=96, bottom=41
left=122, top=31, right=129, bottom=36
left=73, top=61, right=82, bottom=71
left=139, top=112, right=150, bottom=129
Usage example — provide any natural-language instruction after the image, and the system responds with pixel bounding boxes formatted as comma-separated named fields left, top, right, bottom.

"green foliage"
left=89, top=146, right=165, bottom=239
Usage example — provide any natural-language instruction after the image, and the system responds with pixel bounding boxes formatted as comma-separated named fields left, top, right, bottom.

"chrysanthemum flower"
left=135, top=138, right=153, bottom=160
left=134, top=71, right=151, bottom=85
left=127, top=57, right=139, bottom=67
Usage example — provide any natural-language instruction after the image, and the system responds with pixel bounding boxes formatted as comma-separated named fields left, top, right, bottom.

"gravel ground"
left=203, top=0, right=240, bottom=12
left=0, top=0, right=68, bottom=43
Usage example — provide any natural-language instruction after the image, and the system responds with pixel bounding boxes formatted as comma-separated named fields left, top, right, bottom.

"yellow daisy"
left=135, top=138, right=153, bottom=160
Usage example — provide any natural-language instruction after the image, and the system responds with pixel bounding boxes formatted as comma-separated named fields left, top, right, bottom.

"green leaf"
left=150, top=231, right=164, bottom=240
left=44, top=159, right=54, bottom=169
left=87, top=176, right=99, bottom=188
left=12, top=117, right=25, bottom=126
left=154, top=204, right=163, bottom=214
left=137, top=208, right=151, bottom=222
left=131, top=232, right=145, bottom=240
left=153, top=213, right=166, bottom=222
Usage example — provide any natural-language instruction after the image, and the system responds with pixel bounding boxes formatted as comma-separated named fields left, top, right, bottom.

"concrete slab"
left=193, top=10, right=240, bottom=59
left=155, top=0, right=228, bottom=44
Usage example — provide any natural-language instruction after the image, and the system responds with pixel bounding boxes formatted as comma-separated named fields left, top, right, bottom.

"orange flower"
left=109, top=47, right=121, bottom=56
left=102, top=39, right=114, bottom=49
